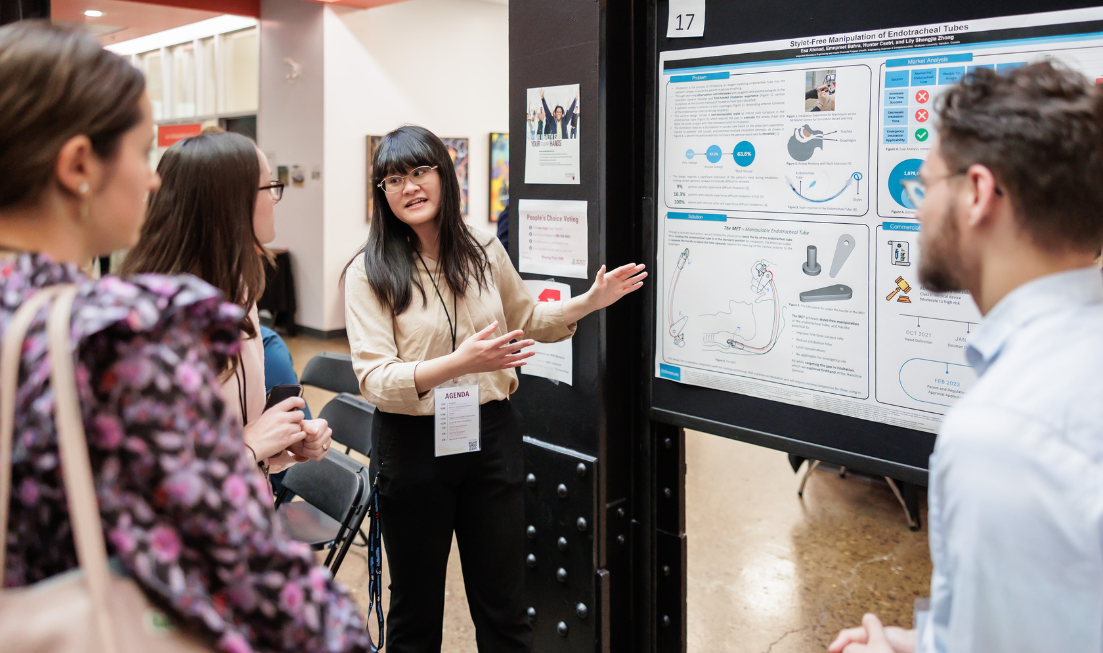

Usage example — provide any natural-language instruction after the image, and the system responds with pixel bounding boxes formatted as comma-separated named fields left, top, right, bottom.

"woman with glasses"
left=122, top=131, right=332, bottom=479
left=343, top=125, right=646, bottom=652
left=0, top=22, right=369, bottom=652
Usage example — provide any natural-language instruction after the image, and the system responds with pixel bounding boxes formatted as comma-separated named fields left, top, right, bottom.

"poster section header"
left=655, top=6, right=1103, bottom=434
left=663, top=9, right=1103, bottom=73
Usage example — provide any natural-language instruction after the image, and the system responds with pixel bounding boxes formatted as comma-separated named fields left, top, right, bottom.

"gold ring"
left=323, top=444, right=329, bottom=451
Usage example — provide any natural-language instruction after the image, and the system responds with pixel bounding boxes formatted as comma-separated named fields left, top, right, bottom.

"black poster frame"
left=642, top=0, right=1103, bottom=486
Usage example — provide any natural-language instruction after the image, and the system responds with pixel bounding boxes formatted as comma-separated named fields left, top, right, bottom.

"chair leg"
left=353, top=527, right=370, bottom=548
left=797, top=459, right=821, bottom=498
left=885, top=477, right=921, bottom=531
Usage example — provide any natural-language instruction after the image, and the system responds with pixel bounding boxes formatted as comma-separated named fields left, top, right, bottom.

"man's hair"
left=936, top=62, right=1103, bottom=252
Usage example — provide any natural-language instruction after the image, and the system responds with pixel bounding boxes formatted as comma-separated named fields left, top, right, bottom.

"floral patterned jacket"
left=1, top=253, right=370, bottom=653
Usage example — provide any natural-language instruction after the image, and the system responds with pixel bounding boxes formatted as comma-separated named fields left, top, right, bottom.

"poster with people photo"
left=489, top=132, right=509, bottom=222
left=524, top=84, right=580, bottom=184
left=440, top=137, right=470, bottom=216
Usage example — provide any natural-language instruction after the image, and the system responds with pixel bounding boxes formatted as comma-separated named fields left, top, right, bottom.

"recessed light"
left=84, top=10, right=104, bottom=17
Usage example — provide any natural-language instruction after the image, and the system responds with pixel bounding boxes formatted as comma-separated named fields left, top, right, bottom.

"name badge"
left=434, top=382, right=481, bottom=457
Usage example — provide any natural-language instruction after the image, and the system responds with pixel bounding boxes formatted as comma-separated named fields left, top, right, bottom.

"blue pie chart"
left=888, top=158, right=924, bottom=209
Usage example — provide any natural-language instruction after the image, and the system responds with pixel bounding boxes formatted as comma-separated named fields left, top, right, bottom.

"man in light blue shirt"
left=831, top=62, right=1103, bottom=653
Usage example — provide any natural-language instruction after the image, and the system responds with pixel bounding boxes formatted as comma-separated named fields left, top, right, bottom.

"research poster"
left=654, top=7, right=1103, bottom=433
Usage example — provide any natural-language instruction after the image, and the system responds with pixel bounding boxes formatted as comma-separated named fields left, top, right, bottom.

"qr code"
left=468, top=441, right=480, bottom=452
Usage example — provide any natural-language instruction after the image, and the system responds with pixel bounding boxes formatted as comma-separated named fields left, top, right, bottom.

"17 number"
left=674, top=13, right=694, bottom=31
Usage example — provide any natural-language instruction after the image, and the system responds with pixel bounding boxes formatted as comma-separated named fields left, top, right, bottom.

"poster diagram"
left=656, top=7, right=1103, bottom=433
left=660, top=215, right=869, bottom=402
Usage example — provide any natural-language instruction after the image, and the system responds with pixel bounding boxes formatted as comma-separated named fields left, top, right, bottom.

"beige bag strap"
left=0, top=285, right=120, bottom=653
left=0, top=284, right=67, bottom=580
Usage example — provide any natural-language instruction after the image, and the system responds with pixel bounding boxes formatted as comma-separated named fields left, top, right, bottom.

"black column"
left=508, top=1, right=665, bottom=651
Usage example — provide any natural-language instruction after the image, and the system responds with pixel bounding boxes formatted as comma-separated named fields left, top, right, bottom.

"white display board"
left=655, top=7, right=1103, bottom=433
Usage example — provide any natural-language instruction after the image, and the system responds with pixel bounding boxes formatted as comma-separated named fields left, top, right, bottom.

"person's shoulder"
left=467, top=224, right=505, bottom=258
left=80, top=272, right=243, bottom=356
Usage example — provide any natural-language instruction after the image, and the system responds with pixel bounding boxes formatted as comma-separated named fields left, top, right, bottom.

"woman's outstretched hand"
left=562, top=263, right=647, bottom=324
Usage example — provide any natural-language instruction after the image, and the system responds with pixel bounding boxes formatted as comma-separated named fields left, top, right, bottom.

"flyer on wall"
left=518, top=199, right=588, bottom=279
left=524, top=84, right=581, bottom=184
left=654, top=7, right=1103, bottom=434
left=521, top=279, right=574, bottom=385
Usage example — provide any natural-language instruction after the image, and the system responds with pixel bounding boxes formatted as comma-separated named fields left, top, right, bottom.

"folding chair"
left=274, top=449, right=370, bottom=576
left=319, top=392, right=375, bottom=458
left=299, top=352, right=361, bottom=395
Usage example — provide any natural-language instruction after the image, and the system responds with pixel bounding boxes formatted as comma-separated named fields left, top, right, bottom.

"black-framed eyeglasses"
left=900, top=169, right=1003, bottom=210
left=260, top=182, right=284, bottom=203
left=377, top=165, right=438, bottom=194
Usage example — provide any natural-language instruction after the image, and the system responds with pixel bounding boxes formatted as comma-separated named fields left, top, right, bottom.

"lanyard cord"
left=233, top=354, right=248, bottom=426
left=364, top=474, right=384, bottom=651
left=414, top=251, right=458, bottom=353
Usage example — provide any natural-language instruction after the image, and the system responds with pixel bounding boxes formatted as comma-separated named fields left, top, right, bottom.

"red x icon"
left=915, top=109, right=929, bottom=122
left=915, top=90, right=929, bottom=103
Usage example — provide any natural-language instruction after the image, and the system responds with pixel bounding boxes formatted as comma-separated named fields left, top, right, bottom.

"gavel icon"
left=886, top=276, right=911, bottom=301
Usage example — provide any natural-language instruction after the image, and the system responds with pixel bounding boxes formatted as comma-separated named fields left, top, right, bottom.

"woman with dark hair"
left=0, top=22, right=369, bottom=652
left=344, top=124, right=646, bottom=652
left=122, top=131, right=333, bottom=477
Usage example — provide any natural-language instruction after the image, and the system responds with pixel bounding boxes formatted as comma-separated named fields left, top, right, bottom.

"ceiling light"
left=84, top=10, right=104, bottom=17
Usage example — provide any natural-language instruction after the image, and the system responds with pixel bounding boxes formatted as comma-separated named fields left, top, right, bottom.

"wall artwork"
left=489, top=132, right=509, bottom=222
left=441, top=137, right=470, bottom=216
left=366, top=135, right=383, bottom=221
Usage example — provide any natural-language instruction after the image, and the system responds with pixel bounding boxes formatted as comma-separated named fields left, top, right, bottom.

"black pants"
left=369, top=399, right=532, bottom=653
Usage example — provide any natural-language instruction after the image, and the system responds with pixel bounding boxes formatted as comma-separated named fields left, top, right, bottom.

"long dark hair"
left=346, top=125, right=490, bottom=315
left=0, top=21, right=145, bottom=209
left=122, top=132, right=269, bottom=344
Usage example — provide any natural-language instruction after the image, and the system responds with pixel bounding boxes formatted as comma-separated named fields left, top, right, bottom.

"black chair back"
left=299, top=352, right=360, bottom=395
left=319, top=392, right=375, bottom=458
left=278, top=450, right=362, bottom=524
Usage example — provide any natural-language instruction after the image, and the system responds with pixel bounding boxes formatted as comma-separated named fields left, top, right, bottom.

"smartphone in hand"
left=264, top=384, right=303, bottom=411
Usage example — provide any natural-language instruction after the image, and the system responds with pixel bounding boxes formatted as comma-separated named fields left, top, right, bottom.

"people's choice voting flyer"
left=518, top=199, right=588, bottom=279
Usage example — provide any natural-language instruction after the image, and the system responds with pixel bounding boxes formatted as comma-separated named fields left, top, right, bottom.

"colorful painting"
left=441, top=137, right=470, bottom=216
left=366, top=135, right=383, bottom=221
left=489, top=132, right=509, bottom=222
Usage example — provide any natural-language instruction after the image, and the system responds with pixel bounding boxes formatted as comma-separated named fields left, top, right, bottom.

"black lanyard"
left=364, top=474, right=384, bottom=651
left=415, top=251, right=458, bottom=353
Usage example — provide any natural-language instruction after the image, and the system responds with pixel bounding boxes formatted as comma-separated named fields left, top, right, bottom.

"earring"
left=78, top=182, right=90, bottom=221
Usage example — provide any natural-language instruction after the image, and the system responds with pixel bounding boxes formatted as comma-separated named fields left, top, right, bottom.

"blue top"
left=918, top=267, right=1103, bottom=652
left=261, top=325, right=312, bottom=420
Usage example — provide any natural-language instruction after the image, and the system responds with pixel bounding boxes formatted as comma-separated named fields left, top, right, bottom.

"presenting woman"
left=343, top=125, right=646, bottom=652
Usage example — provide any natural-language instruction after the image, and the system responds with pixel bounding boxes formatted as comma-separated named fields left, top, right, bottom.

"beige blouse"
left=220, top=304, right=266, bottom=426
left=344, top=229, right=577, bottom=416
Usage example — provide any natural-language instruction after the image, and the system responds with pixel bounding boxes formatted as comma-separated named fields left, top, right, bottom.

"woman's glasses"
left=259, top=182, right=284, bottom=203
left=377, top=166, right=438, bottom=194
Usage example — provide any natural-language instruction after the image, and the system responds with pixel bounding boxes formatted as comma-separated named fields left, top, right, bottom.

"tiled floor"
left=285, top=336, right=931, bottom=652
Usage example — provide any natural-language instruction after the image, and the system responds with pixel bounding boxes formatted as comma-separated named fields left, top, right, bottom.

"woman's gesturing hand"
left=454, top=321, right=535, bottom=375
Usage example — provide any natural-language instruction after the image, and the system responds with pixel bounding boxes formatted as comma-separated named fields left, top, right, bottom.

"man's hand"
left=540, top=88, right=545, bottom=99
left=828, top=614, right=916, bottom=653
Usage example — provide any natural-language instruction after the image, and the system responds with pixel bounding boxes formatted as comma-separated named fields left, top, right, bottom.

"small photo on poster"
left=804, top=69, right=837, bottom=112
left=524, top=84, right=581, bottom=184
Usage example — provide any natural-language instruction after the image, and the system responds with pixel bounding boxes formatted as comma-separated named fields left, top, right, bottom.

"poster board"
left=649, top=4, right=1103, bottom=482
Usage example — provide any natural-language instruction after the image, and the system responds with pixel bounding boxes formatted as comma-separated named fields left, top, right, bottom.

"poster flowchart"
left=655, top=7, right=1103, bottom=433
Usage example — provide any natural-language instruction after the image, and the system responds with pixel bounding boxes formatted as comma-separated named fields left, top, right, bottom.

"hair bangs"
left=376, top=130, right=438, bottom=181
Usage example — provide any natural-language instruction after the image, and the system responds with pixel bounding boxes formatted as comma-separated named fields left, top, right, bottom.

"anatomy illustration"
left=700, top=259, right=786, bottom=355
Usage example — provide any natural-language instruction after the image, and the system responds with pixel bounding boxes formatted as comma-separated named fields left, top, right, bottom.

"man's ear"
left=964, top=163, right=1002, bottom=231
